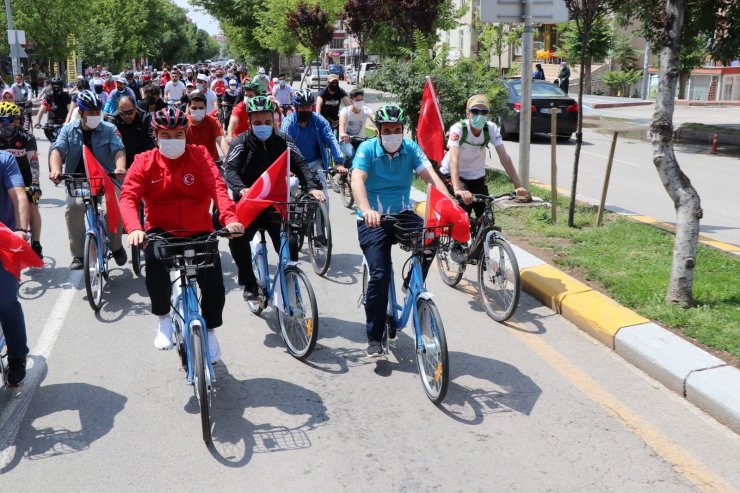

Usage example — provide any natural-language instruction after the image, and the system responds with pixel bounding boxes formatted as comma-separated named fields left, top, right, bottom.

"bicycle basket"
left=64, top=176, right=105, bottom=198
left=272, top=200, right=319, bottom=226
left=154, top=237, right=220, bottom=273
left=392, top=215, right=452, bottom=252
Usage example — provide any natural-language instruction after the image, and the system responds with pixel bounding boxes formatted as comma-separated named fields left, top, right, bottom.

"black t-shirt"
left=75, top=130, right=95, bottom=174
left=137, top=98, right=167, bottom=114
left=318, top=86, right=347, bottom=123
left=44, top=92, right=72, bottom=123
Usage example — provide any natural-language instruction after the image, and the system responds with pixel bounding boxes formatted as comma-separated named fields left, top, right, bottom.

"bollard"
left=711, top=133, right=719, bottom=155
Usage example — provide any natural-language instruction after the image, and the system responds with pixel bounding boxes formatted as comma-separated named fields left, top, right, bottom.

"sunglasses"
left=0, top=117, right=16, bottom=125
left=119, top=109, right=136, bottom=117
left=469, top=108, right=489, bottom=116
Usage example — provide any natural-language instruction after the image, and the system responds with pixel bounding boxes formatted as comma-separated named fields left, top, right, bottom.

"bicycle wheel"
left=247, top=248, right=264, bottom=315
left=478, top=236, right=521, bottom=322
left=307, top=202, right=332, bottom=276
left=415, top=299, right=449, bottom=404
left=277, top=266, right=318, bottom=360
left=84, top=233, right=104, bottom=312
left=341, top=178, right=354, bottom=209
left=331, top=172, right=341, bottom=193
left=436, top=242, right=465, bottom=287
left=190, top=323, right=212, bottom=444
left=131, top=245, right=142, bottom=276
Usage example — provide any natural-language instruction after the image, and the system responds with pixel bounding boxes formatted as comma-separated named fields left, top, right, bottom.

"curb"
left=589, top=101, right=653, bottom=109
left=409, top=187, right=740, bottom=434
left=675, top=127, right=740, bottom=146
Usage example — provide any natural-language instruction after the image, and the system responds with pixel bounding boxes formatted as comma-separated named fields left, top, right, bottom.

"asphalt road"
left=1, top=134, right=739, bottom=491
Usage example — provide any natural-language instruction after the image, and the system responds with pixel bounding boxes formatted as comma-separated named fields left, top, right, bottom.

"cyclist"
left=35, top=77, right=73, bottom=130
left=280, top=89, right=344, bottom=199
left=108, top=96, right=156, bottom=168
left=102, top=71, right=116, bottom=94
left=224, top=96, right=323, bottom=301
left=164, top=70, right=186, bottom=103
left=226, top=81, right=260, bottom=143
left=0, top=150, right=33, bottom=386
left=193, top=74, right=217, bottom=114
left=10, top=74, right=32, bottom=129
left=439, top=94, right=529, bottom=219
left=351, top=105, right=452, bottom=357
left=210, top=68, right=227, bottom=99
left=48, top=90, right=127, bottom=270
left=0, top=102, right=43, bottom=258
left=186, top=92, right=227, bottom=163
left=316, top=74, right=350, bottom=136
left=221, top=79, right=240, bottom=127
left=138, top=83, right=167, bottom=114
left=120, top=107, right=244, bottom=360
left=125, top=71, right=142, bottom=102
left=338, top=88, right=375, bottom=170
left=103, top=75, right=137, bottom=114
left=271, top=73, right=294, bottom=114
left=253, top=67, right=270, bottom=94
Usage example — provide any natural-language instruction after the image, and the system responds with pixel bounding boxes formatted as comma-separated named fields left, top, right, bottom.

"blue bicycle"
left=360, top=214, right=450, bottom=404
left=0, top=331, right=7, bottom=388
left=61, top=173, right=121, bottom=312
left=247, top=202, right=319, bottom=360
left=147, top=229, right=230, bottom=444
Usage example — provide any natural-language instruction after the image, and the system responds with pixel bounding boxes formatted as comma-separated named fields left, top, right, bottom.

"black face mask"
left=94, top=86, right=103, bottom=94
left=52, top=87, right=62, bottom=94
left=297, top=111, right=311, bottom=123
left=329, top=83, right=338, bottom=91
left=76, top=83, right=84, bottom=90
left=146, top=96, right=156, bottom=105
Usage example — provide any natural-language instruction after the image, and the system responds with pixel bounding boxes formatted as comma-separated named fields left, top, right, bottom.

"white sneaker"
left=208, top=331, right=221, bottom=364
left=154, top=316, right=174, bottom=350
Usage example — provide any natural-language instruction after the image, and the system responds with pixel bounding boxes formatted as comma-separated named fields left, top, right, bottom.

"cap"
left=196, top=73, right=208, bottom=82
left=186, top=81, right=194, bottom=87
left=186, top=68, right=193, bottom=74
left=258, top=67, right=266, bottom=74
left=228, top=79, right=237, bottom=86
left=466, top=94, right=490, bottom=110
left=327, top=74, right=339, bottom=82
left=77, top=75, right=85, bottom=80
left=114, top=75, right=126, bottom=84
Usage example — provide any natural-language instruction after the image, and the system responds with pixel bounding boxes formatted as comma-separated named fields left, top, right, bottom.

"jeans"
left=228, top=208, right=282, bottom=289
left=339, top=141, right=355, bottom=161
left=0, top=262, right=28, bottom=359
left=66, top=196, right=123, bottom=259
left=357, top=211, right=434, bottom=343
left=144, top=232, right=226, bottom=329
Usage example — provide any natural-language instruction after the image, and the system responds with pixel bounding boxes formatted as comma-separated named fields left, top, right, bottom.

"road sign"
left=9, top=43, right=27, bottom=58
left=481, top=0, right=569, bottom=23
left=7, top=29, right=25, bottom=45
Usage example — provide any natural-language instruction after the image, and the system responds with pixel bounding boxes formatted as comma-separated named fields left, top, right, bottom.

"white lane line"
left=0, top=272, right=81, bottom=469
left=581, top=150, right=641, bottom=167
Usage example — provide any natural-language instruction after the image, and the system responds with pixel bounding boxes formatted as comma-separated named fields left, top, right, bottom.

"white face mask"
left=381, top=134, right=403, bottom=154
left=85, top=115, right=102, bottom=129
left=196, top=83, right=205, bottom=91
left=353, top=100, right=364, bottom=110
left=159, top=138, right=186, bottom=159
left=190, top=109, right=206, bottom=121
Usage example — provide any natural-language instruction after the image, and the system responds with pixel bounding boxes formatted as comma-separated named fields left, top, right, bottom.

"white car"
left=306, top=69, right=331, bottom=89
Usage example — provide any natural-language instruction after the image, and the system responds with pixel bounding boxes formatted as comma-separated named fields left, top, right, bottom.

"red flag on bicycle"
left=425, top=186, right=470, bottom=243
left=0, top=222, right=44, bottom=280
left=83, top=145, right=121, bottom=234
left=235, top=148, right=290, bottom=228
left=417, top=76, right=445, bottom=164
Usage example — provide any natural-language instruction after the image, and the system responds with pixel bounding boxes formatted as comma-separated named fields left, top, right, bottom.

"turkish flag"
left=83, top=145, right=121, bottom=234
left=0, top=222, right=44, bottom=280
left=417, top=76, right=445, bottom=164
left=425, top=186, right=470, bottom=243
left=236, top=149, right=290, bottom=228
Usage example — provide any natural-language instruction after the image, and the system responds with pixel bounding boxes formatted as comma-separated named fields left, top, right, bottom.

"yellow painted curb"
left=520, top=264, right=591, bottom=311
left=560, top=290, right=649, bottom=348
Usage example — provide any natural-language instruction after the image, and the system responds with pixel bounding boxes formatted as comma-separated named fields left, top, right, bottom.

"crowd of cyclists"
left=1, top=59, right=528, bottom=390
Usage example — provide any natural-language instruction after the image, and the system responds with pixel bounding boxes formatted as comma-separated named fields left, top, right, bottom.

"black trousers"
left=228, top=209, right=282, bottom=289
left=145, top=232, right=226, bottom=329
left=441, top=173, right=489, bottom=219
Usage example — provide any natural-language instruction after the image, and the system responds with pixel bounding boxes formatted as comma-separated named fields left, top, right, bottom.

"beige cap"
left=327, top=74, right=339, bottom=82
left=466, top=94, right=490, bottom=110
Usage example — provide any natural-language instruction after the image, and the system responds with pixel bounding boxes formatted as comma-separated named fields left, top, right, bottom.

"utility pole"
left=4, top=0, right=21, bottom=76
left=641, top=41, right=651, bottom=100
left=518, top=0, right=533, bottom=189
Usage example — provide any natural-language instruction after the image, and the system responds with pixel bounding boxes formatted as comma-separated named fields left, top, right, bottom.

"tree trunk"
left=568, top=28, right=590, bottom=227
left=652, top=0, right=702, bottom=307
left=584, top=57, right=592, bottom=94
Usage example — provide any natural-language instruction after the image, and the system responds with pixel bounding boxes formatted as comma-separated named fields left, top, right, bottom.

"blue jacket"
left=103, top=87, right=137, bottom=114
left=51, top=120, right=125, bottom=173
left=280, top=111, right=343, bottom=168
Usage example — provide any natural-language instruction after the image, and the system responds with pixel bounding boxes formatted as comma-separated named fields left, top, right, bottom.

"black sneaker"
left=243, top=285, right=260, bottom=301
left=366, top=340, right=383, bottom=358
left=112, top=247, right=128, bottom=266
left=31, top=241, right=43, bottom=259
left=69, top=257, right=83, bottom=270
left=7, top=357, right=27, bottom=386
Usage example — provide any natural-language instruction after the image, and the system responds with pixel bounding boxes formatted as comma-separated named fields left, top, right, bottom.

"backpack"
left=458, top=119, right=491, bottom=148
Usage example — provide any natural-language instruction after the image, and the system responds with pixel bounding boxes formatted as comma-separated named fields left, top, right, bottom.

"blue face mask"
left=253, top=124, right=272, bottom=141
left=470, top=115, right=487, bottom=130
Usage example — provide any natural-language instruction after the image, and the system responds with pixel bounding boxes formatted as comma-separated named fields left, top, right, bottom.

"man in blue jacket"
left=48, top=90, right=127, bottom=270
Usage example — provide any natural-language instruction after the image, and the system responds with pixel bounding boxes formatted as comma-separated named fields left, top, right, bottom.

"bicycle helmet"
left=76, top=90, right=103, bottom=111
left=0, top=101, right=21, bottom=118
left=244, top=81, right=262, bottom=94
left=151, top=107, right=189, bottom=131
left=246, top=96, right=274, bottom=114
left=375, top=105, right=406, bottom=124
left=50, top=77, right=64, bottom=88
left=293, top=88, right=315, bottom=107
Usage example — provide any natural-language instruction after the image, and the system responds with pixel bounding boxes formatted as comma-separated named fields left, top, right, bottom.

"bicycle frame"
left=82, top=194, right=110, bottom=275
left=171, top=272, right=215, bottom=385
left=253, top=226, right=294, bottom=313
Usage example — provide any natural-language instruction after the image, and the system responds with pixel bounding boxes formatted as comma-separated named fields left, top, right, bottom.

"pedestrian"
left=533, top=63, right=546, bottom=80
left=558, top=62, right=571, bottom=93
left=29, top=63, right=39, bottom=98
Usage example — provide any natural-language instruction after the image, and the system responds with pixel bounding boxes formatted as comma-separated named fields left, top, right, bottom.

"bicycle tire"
left=477, top=236, right=521, bottom=322
left=436, top=243, right=465, bottom=287
left=191, top=324, right=212, bottom=444
left=277, top=266, right=318, bottom=360
left=331, top=172, right=341, bottom=193
left=341, top=178, right=354, bottom=209
left=308, top=202, right=332, bottom=276
left=415, top=299, right=449, bottom=404
left=84, top=233, right=104, bottom=312
left=247, top=249, right=264, bottom=315
left=131, top=244, right=142, bottom=276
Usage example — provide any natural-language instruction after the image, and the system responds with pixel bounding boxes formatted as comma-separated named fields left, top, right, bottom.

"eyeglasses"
left=119, top=109, right=136, bottom=117
left=469, top=108, right=489, bottom=116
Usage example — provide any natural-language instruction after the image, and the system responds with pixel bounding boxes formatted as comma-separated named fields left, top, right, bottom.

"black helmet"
left=76, top=90, right=103, bottom=111
left=293, top=88, right=315, bottom=106
left=50, top=77, right=64, bottom=88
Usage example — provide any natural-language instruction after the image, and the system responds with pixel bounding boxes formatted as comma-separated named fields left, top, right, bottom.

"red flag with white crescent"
left=0, top=222, right=44, bottom=280
left=235, top=149, right=290, bottom=228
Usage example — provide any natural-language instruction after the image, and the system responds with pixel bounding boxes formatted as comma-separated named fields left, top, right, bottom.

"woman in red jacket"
left=119, top=107, right=244, bottom=363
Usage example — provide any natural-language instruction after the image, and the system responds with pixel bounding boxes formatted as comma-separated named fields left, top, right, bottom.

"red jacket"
left=120, top=144, right=238, bottom=237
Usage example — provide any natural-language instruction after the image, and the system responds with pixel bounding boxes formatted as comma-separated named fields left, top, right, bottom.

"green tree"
left=479, top=22, right=523, bottom=75
left=286, top=1, right=334, bottom=86
left=253, top=0, right=300, bottom=69
left=555, top=18, right=612, bottom=93
left=609, top=34, right=639, bottom=70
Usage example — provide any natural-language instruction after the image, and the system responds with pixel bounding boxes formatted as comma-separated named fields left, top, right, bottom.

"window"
left=330, top=37, right=344, bottom=50
left=459, top=30, right=464, bottom=50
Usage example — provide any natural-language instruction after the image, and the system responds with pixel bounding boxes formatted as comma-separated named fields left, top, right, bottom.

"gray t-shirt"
left=11, top=83, right=31, bottom=103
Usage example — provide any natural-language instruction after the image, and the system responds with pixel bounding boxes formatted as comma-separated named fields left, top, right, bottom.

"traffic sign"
left=9, top=44, right=27, bottom=58
left=480, top=0, right=569, bottom=23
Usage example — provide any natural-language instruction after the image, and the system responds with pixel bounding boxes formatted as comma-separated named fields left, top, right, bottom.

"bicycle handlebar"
left=144, top=228, right=231, bottom=243
left=455, top=191, right=516, bottom=204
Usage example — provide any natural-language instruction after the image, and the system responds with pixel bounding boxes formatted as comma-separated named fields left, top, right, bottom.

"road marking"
left=507, top=326, right=737, bottom=493
left=0, top=272, right=81, bottom=469
left=581, top=150, right=641, bottom=167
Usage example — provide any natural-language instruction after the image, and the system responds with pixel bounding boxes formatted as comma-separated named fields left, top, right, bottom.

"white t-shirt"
left=192, top=88, right=218, bottom=111
left=164, top=80, right=186, bottom=101
left=339, top=105, right=374, bottom=137
left=272, top=85, right=294, bottom=105
left=439, top=120, right=503, bottom=180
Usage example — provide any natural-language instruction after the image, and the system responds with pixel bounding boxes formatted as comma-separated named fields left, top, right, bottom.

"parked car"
left=498, top=79, right=579, bottom=141
left=357, top=62, right=378, bottom=86
left=306, top=69, right=331, bottom=89
left=345, top=65, right=357, bottom=84
left=327, top=64, right=345, bottom=80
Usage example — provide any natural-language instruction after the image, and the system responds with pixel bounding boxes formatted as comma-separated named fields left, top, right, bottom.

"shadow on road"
left=93, top=268, right=150, bottom=323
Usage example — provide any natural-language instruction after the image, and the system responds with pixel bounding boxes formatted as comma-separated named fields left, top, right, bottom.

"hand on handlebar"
left=48, top=170, right=62, bottom=184
left=309, top=189, right=326, bottom=202
left=363, top=209, right=381, bottom=228
left=224, top=222, right=244, bottom=238
left=340, top=134, right=350, bottom=143
left=34, top=122, right=42, bottom=129
left=128, top=229, right=146, bottom=247
left=335, top=164, right=348, bottom=174
left=455, top=189, right=473, bottom=205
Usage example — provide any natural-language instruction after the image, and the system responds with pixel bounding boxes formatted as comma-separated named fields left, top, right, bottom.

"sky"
left=171, top=0, right=221, bottom=35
